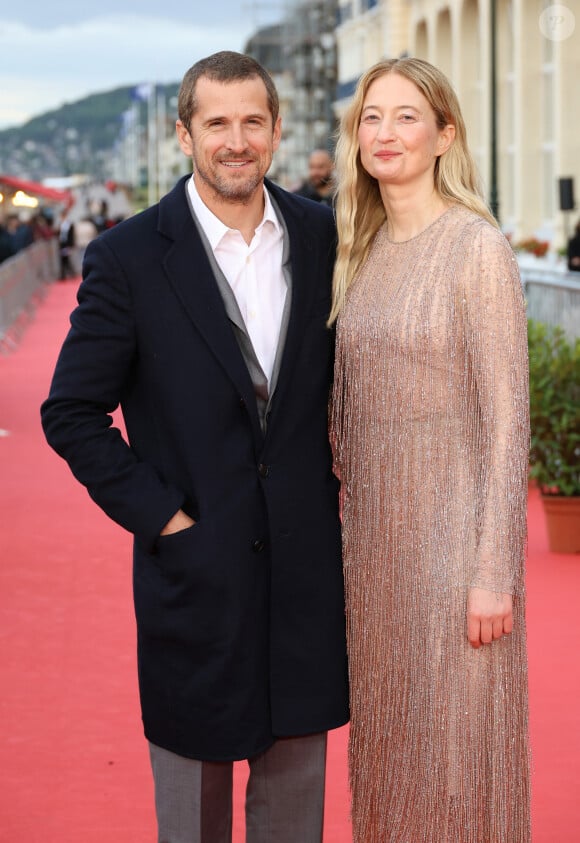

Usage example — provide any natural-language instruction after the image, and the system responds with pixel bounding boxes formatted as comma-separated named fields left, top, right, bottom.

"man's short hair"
left=178, top=50, right=279, bottom=131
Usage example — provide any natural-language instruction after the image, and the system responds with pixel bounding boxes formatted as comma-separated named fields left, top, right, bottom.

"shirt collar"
left=186, top=174, right=282, bottom=250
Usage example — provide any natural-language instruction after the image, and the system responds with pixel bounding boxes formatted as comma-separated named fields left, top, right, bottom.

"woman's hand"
left=467, top=587, right=513, bottom=649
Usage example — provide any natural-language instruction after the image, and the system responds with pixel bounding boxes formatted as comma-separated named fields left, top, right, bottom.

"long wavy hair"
left=328, top=57, right=497, bottom=324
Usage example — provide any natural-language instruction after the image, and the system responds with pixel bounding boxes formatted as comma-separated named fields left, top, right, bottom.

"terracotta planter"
left=541, top=496, right=580, bottom=554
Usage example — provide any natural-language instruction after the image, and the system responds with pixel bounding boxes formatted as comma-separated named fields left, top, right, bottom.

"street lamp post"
left=489, top=0, right=500, bottom=223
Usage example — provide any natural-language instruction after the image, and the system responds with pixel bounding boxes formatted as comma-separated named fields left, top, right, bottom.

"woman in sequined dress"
left=329, top=58, right=530, bottom=842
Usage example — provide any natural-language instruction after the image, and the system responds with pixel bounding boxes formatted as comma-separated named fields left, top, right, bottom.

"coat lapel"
left=264, top=182, right=323, bottom=415
left=156, top=177, right=328, bottom=445
left=157, top=178, right=264, bottom=442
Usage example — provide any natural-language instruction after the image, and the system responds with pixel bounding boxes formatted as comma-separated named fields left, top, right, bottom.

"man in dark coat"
left=0, top=220, right=16, bottom=263
left=293, top=148, right=336, bottom=207
left=57, top=208, right=76, bottom=279
left=41, top=51, right=348, bottom=842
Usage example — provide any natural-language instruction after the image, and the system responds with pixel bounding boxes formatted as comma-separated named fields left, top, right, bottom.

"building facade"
left=334, top=0, right=580, bottom=248
left=335, top=0, right=409, bottom=110
left=246, top=2, right=339, bottom=188
left=244, top=23, right=296, bottom=187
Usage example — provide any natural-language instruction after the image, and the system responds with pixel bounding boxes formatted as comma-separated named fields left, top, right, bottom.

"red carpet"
left=0, top=279, right=578, bottom=841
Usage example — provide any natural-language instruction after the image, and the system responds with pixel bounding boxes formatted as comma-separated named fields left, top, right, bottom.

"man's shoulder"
left=266, top=179, right=334, bottom=227
left=100, top=176, right=189, bottom=244
left=293, top=181, right=318, bottom=201
left=88, top=208, right=152, bottom=260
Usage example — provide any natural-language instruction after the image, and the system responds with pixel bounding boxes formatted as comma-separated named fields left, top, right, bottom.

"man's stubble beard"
left=194, top=157, right=264, bottom=205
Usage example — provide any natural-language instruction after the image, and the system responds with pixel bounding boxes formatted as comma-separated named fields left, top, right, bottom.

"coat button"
left=239, top=397, right=246, bottom=409
left=252, top=539, right=265, bottom=553
left=258, top=463, right=269, bottom=478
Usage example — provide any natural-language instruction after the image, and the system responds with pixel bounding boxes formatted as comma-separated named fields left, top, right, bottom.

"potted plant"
left=528, top=318, right=580, bottom=552
left=517, top=237, right=550, bottom=258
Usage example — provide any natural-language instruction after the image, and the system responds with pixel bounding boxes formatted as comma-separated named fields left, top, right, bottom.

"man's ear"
left=272, top=116, right=282, bottom=153
left=176, top=120, right=193, bottom=156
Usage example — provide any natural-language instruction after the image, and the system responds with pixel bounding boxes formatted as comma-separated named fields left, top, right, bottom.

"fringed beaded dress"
left=331, top=206, right=531, bottom=842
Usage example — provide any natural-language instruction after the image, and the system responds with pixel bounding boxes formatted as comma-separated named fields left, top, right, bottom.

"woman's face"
left=357, top=72, right=453, bottom=188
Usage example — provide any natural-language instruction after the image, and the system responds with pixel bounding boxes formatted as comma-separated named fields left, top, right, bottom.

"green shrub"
left=528, top=319, right=580, bottom=495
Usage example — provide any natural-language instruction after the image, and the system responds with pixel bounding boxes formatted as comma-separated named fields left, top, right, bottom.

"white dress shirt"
left=187, top=176, right=287, bottom=387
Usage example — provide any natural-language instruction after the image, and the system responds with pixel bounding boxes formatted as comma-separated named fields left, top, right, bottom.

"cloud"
left=0, top=15, right=254, bottom=128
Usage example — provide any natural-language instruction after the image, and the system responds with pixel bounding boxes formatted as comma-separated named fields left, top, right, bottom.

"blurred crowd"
left=0, top=210, right=55, bottom=263
left=0, top=193, right=127, bottom=278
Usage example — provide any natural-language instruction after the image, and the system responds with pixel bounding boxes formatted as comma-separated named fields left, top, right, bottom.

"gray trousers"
left=149, top=732, right=328, bottom=843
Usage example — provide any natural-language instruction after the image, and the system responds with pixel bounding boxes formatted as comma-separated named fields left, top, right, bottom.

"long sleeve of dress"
left=462, top=227, right=530, bottom=595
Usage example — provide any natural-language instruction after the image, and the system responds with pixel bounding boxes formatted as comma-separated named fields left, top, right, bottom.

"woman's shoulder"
left=448, top=207, right=522, bottom=298
left=449, top=205, right=513, bottom=256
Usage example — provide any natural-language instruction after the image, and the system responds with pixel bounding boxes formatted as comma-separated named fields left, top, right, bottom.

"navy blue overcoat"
left=41, top=176, right=349, bottom=761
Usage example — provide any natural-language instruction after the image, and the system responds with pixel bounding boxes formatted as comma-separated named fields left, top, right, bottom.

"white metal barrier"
left=0, top=242, right=578, bottom=352
left=0, top=239, right=59, bottom=353
left=520, top=265, right=580, bottom=340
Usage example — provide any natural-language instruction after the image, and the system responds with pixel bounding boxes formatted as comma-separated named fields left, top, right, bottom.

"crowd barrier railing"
left=1, top=242, right=578, bottom=351
left=521, top=265, right=580, bottom=340
left=0, top=239, right=59, bottom=353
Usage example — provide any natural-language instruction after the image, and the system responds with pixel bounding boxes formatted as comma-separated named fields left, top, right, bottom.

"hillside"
left=0, top=83, right=179, bottom=183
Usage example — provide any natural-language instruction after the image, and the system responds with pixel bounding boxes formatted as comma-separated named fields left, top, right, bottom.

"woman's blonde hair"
left=328, top=57, right=497, bottom=324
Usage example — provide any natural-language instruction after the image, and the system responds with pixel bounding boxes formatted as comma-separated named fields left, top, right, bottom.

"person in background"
left=74, top=216, right=98, bottom=271
left=90, top=199, right=111, bottom=233
left=293, top=148, right=335, bottom=206
left=41, top=50, right=348, bottom=843
left=330, top=57, right=530, bottom=841
left=5, top=213, right=34, bottom=253
left=567, top=218, right=580, bottom=271
left=0, top=219, right=16, bottom=263
left=57, top=208, right=76, bottom=280
left=31, top=211, right=56, bottom=242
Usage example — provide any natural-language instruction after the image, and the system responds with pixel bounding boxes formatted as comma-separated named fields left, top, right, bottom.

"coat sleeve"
left=41, top=234, right=185, bottom=551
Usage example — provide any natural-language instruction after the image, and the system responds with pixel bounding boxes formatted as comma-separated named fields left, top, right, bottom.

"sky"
left=0, top=2, right=285, bottom=130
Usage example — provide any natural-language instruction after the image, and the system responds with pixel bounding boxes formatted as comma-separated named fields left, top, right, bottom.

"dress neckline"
left=384, top=205, right=456, bottom=245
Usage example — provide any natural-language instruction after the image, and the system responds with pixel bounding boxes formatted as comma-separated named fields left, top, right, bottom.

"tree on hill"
left=0, top=83, right=179, bottom=182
